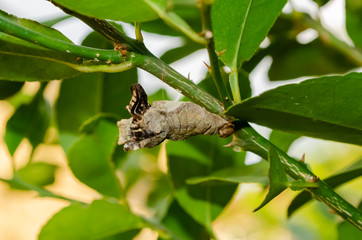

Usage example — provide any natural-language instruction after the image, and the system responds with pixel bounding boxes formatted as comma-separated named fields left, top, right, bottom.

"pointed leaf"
left=0, top=81, right=23, bottom=99
left=226, top=72, right=362, bottom=146
left=67, top=120, right=122, bottom=198
left=211, top=0, right=287, bottom=69
left=288, top=158, right=362, bottom=217
left=159, top=200, right=209, bottom=240
left=38, top=200, right=143, bottom=240
left=13, top=162, right=57, bottom=189
left=5, top=89, right=50, bottom=155
left=346, top=0, right=362, bottom=48
left=0, top=10, right=80, bottom=81
left=52, top=0, right=167, bottom=22
left=254, top=147, right=288, bottom=211
left=167, top=135, right=244, bottom=229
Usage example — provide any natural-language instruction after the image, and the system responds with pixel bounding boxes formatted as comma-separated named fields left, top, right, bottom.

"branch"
left=49, top=2, right=225, bottom=114
left=233, top=124, right=362, bottom=230
left=199, top=2, right=232, bottom=107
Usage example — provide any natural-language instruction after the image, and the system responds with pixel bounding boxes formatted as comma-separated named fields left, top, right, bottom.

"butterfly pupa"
left=118, top=84, right=234, bottom=151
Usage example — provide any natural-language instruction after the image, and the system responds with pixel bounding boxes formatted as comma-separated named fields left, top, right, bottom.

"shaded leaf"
left=288, top=159, right=362, bottom=217
left=167, top=135, right=244, bottom=229
left=38, top=199, right=143, bottom=240
left=268, top=39, right=357, bottom=81
left=5, top=87, right=50, bottom=155
left=52, top=0, right=167, bottom=22
left=0, top=81, right=24, bottom=99
left=159, top=200, right=209, bottom=240
left=346, top=0, right=362, bottom=49
left=211, top=0, right=287, bottom=68
left=226, top=73, right=362, bottom=146
left=254, top=147, right=288, bottom=211
left=67, top=120, right=122, bottom=198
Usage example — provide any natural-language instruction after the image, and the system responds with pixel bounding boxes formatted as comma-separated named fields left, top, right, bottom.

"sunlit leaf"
left=211, top=0, right=287, bottom=68
left=38, top=200, right=143, bottom=240
left=167, top=135, right=244, bottom=229
left=67, top=120, right=122, bottom=198
left=226, top=73, right=362, bottom=146
left=52, top=0, right=167, bottom=22
left=254, top=147, right=288, bottom=211
left=14, top=162, right=57, bottom=188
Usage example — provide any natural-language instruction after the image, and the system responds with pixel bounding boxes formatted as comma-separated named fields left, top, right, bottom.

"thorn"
left=217, top=49, right=227, bottom=56
left=187, top=72, right=191, bottom=80
left=224, top=140, right=238, bottom=148
left=329, top=209, right=337, bottom=215
left=300, top=153, right=305, bottom=163
left=106, top=60, right=112, bottom=65
left=203, top=61, right=211, bottom=70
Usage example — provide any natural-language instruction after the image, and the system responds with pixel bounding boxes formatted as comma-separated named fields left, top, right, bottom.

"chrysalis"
left=118, top=84, right=234, bottom=151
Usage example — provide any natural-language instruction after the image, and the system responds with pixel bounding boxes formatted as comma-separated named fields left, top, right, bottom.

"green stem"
left=200, top=3, right=232, bottom=107
left=144, top=0, right=206, bottom=44
left=133, top=54, right=225, bottom=114
left=49, top=2, right=225, bottom=114
left=234, top=124, right=362, bottom=230
left=295, top=12, right=362, bottom=66
left=0, top=14, right=123, bottom=62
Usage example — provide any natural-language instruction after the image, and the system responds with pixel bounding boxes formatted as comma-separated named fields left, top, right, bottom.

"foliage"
left=0, top=0, right=361, bottom=239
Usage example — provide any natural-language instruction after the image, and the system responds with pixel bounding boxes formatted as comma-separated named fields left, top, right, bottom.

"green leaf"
left=269, top=130, right=300, bottom=153
left=0, top=81, right=24, bottom=99
left=14, top=162, right=57, bottom=188
left=159, top=200, right=209, bottom=240
left=346, top=0, right=362, bottom=49
left=211, top=0, right=287, bottom=69
left=0, top=10, right=72, bottom=43
left=5, top=87, right=50, bottom=155
left=268, top=39, right=358, bottom=81
left=167, top=135, right=244, bottom=229
left=0, top=10, right=81, bottom=81
left=38, top=199, right=144, bottom=240
left=226, top=72, right=362, bottom=146
left=56, top=32, right=137, bottom=150
left=254, top=146, right=288, bottom=211
left=160, top=40, right=203, bottom=64
left=186, top=161, right=268, bottom=185
left=67, top=120, right=122, bottom=198
left=52, top=0, right=167, bottom=22
left=288, top=158, right=362, bottom=217
left=0, top=34, right=80, bottom=81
